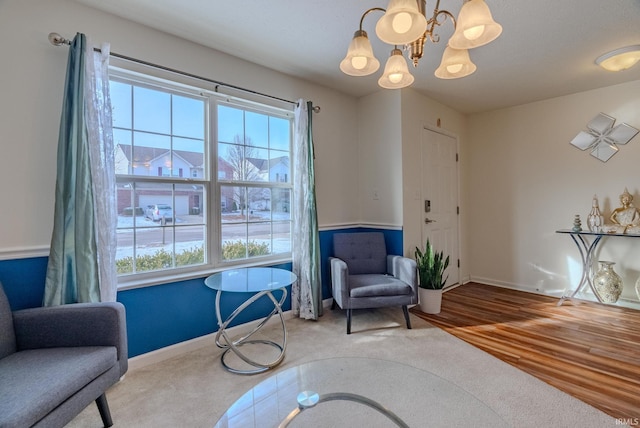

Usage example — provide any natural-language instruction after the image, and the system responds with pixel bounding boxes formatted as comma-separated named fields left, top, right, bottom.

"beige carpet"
left=68, top=306, right=617, bottom=427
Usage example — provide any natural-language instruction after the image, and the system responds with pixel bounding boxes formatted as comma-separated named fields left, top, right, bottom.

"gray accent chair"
left=330, top=232, right=418, bottom=334
left=0, top=281, right=127, bottom=428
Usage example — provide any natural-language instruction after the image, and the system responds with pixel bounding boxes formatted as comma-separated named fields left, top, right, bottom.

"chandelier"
left=340, top=0, right=502, bottom=89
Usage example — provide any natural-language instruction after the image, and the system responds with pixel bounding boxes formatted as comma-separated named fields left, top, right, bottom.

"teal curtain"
left=292, top=100, right=323, bottom=320
left=44, top=33, right=100, bottom=305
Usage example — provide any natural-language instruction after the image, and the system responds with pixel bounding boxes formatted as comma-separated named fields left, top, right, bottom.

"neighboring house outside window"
left=110, top=71, right=293, bottom=283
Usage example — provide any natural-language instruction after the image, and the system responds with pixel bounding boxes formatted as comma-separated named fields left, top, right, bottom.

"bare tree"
left=226, top=135, right=265, bottom=216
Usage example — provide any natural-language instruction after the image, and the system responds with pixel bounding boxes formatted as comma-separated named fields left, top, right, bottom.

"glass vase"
left=592, top=261, right=623, bottom=303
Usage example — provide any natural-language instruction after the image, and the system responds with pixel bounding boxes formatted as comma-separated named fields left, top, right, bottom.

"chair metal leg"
left=95, top=393, right=113, bottom=427
left=402, top=305, right=412, bottom=330
left=347, top=308, right=352, bottom=334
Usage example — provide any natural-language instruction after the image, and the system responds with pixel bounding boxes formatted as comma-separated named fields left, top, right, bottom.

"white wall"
left=0, top=0, right=360, bottom=257
left=357, top=90, right=403, bottom=229
left=468, top=80, right=640, bottom=303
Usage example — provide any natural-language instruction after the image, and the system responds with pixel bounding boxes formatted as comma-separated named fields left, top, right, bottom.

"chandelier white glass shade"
left=448, top=0, right=502, bottom=49
left=379, top=48, right=416, bottom=88
left=595, top=45, right=640, bottom=72
left=340, top=0, right=501, bottom=89
left=339, top=30, right=381, bottom=76
left=375, top=0, right=429, bottom=45
left=435, top=46, right=476, bottom=78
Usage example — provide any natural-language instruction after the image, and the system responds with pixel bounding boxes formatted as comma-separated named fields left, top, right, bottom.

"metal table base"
left=214, top=287, right=288, bottom=375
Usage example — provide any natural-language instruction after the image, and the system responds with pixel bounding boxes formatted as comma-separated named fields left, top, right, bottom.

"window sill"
left=116, top=256, right=293, bottom=292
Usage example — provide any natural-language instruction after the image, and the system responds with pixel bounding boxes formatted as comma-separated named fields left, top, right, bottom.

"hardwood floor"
left=410, top=282, right=640, bottom=421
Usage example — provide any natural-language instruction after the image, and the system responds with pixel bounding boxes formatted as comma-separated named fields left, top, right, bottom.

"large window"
left=110, top=71, right=293, bottom=280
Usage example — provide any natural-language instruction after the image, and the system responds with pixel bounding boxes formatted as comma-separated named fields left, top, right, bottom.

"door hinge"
left=457, top=259, right=460, bottom=268
left=457, top=206, right=459, bottom=215
left=456, top=153, right=459, bottom=162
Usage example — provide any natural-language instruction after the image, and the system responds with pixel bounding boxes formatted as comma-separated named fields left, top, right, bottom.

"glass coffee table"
left=205, top=267, right=297, bottom=375
left=214, top=357, right=508, bottom=427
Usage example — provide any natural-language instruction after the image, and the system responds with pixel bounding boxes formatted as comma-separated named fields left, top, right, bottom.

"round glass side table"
left=205, top=267, right=297, bottom=375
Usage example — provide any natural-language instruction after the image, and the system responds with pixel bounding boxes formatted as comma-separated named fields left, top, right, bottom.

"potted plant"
left=415, top=239, right=450, bottom=314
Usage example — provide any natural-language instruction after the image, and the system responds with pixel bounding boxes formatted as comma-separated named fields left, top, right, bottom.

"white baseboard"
left=128, top=298, right=334, bottom=371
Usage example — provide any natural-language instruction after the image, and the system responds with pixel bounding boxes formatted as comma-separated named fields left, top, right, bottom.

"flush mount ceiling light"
left=339, top=0, right=502, bottom=89
left=595, top=45, right=640, bottom=71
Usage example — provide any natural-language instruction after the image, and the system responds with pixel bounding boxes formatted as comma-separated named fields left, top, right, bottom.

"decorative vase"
left=592, top=261, right=623, bottom=303
left=418, top=288, right=442, bottom=314
left=587, top=195, right=605, bottom=232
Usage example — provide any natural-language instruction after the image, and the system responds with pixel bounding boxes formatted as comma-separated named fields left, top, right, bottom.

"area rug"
left=68, top=304, right=616, bottom=427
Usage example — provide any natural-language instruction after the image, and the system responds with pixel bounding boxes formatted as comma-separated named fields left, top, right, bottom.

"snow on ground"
left=116, top=213, right=291, bottom=260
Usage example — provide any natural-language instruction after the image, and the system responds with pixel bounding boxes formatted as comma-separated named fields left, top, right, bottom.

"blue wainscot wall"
left=0, top=227, right=402, bottom=357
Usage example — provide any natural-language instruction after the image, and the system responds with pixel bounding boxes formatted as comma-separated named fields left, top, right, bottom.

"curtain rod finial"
left=48, top=33, right=70, bottom=46
left=312, top=106, right=321, bottom=113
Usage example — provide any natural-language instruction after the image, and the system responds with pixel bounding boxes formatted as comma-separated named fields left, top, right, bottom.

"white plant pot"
left=419, top=288, right=442, bottom=314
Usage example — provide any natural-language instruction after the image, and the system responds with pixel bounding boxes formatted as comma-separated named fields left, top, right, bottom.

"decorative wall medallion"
left=570, top=113, right=639, bottom=162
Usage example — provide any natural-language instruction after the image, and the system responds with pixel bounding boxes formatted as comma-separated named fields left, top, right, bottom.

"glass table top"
left=214, top=357, right=508, bottom=428
left=556, top=228, right=640, bottom=237
left=204, top=267, right=297, bottom=293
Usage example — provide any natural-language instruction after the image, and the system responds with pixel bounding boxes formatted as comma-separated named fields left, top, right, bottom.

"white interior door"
left=421, top=127, right=459, bottom=287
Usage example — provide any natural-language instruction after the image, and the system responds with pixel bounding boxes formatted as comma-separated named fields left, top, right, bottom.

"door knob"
left=425, top=218, right=436, bottom=224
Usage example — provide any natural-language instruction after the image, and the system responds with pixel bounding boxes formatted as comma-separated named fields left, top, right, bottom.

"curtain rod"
left=48, top=32, right=320, bottom=113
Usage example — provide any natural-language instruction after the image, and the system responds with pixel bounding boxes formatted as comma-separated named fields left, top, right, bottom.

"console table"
left=556, top=229, right=639, bottom=305
left=204, top=267, right=297, bottom=375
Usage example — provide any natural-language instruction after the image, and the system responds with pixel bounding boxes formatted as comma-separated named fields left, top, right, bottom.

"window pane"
left=174, top=137, right=204, bottom=179
left=115, top=181, right=136, bottom=274
left=133, top=86, right=170, bottom=134
left=273, top=221, right=292, bottom=254
left=218, top=105, right=243, bottom=144
left=272, top=188, right=291, bottom=220
left=114, top=130, right=132, bottom=175
left=221, top=225, right=247, bottom=260
left=131, top=133, right=171, bottom=177
left=110, top=81, right=132, bottom=128
left=176, top=183, right=205, bottom=220
left=134, top=226, right=174, bottom=272
left=116, top=229, right=134, bottom=274
left=248, top=188, right=271, bottom=221
left=269, top=152, right=290, bottom=183
left=172, top=95, right=205, bottom=139
left=218, top=142, right=269, bottom=182
left=269, top=116, right=290, bottom=151
left=248, top=223, right=272, bottom=254
left=175, top=226, right=205, bottom=267
left=245, top=111, right=268, bottom=148
left=221, top=185, right=247, bottom=222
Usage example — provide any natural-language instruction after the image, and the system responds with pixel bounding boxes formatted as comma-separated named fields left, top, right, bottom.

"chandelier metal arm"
left=426, top=6, right=457, bottom=44
left=358, top=7, right=386, bottom=31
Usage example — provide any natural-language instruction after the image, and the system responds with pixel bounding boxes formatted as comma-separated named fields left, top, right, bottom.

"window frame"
left=110, top=68, right=295, bottom=290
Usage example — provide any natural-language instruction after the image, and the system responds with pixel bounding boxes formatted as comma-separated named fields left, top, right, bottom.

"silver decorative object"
left=587, top=195, right=604, bottom=232
left=570, top=113, right=639, bottom=162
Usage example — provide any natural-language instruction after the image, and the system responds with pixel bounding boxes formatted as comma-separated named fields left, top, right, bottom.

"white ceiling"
left=74, top=0, right=640, bottom=114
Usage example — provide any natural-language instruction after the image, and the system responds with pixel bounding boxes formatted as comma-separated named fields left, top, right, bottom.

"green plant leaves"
left=415, top=239, right=449, bottom=290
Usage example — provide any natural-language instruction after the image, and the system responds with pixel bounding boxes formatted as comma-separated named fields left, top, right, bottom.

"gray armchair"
left=330, top=232, right=418, bottom=334
left=0, top=281, right=127, bottom=428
